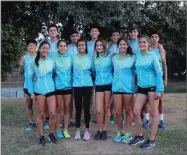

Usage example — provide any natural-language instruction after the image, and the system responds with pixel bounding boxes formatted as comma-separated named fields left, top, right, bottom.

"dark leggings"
left=74, top=87, right=92, bottom=128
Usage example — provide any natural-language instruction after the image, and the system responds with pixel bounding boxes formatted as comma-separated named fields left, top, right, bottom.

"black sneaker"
left=140, top=139, right=155, bottom=149
left=39, top=136, right=46, bottom=146
left=48, top=132, right=57, bottom=144
left=129, top=135, right=144, bottom=145
left=100, top=130, right=108, bottom=140
left=94, top=131, right=102, bottom=141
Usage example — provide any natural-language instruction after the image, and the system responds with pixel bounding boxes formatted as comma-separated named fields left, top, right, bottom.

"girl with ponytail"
left=27, top=41, right=57, bottom=146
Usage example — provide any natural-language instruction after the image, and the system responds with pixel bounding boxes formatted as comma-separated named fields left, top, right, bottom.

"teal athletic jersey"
left=112, top=54, right=136, bottom=94
left=47, top=40, right=59, bottom=59
left=108, top=43, right=119, bottom=55
left=27, top=57, right=55, bottom=95
left=135, top=51, right=164, bottom=93
left=67, top=44, right=78, bottom=59
left=149, top=47, right=163, bottom=75
left=94, top=53, right=112, bottom=86
left=73, top=53, right=94, bottom=87
left=54, top=52, right=72, bottom=90
left=23, top=53, right=36, bottom=89
left=128, top=39, right=140, bottom=56
left=87, top=40, right=95, bottom=58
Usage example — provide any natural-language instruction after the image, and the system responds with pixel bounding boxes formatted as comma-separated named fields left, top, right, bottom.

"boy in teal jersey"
left=47, top=24, right=59, bottom=59
left=129, top=36, right=164, bottom=149
left=87, top=24, right=100, bottom=123
left=128, top=26, right=140, bottom=56
left=67, top=30, right=79, bottom=127
left=108, top=30, right=120, bottom=56
left=67, top=30, right=79, bottom=58
left=142, top=32, right=168, bottom=129
left=73, top=39, right=94, bottom=141
left=87, top=24, right=100, bottom=58
left=54, top=40, right=72, bottom=139
left=107, top=30, right=120, bottom=125
left=112, top=38, right=135, bottom=144
left=19, top=39, right=37, bottom=131
left=28, top=41, right=57, bottom=146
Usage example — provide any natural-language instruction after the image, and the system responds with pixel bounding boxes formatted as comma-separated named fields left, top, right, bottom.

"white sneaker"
left=83, top=129, right=91, bottom=141
left=74, top=129, right=81, bottom=140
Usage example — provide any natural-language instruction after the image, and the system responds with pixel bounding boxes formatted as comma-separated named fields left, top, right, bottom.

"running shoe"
left=121, top=132, right=132, bottom=144
left=140, top=139, right=155, bottom=149
left=63, top=129, right=71, bottom=138
left=142, top=119, right=150, bottom=129
left=94, top=131, right=102, bottom=141
left=56, top=130, right=64, bottom=139
left=44, top=121, right=49, bottom=130
left=159, top=120, right=167, bottom=129
left=83, top=129, right=91, bottom=141
left=129, top=135, right=144, bottom=145
left=39, top=135, right=46, bottom=146
left=110, top=115, right=115, bottom=124
left=26, top=122, right=34, bottom=131
left=68, top=119, right=74, bottom=127
left=48, top=132, right=57, bottom=144
left=100, top=130, right=108, bottom=140
left=74, top=129, right=81, bottom=140
left=113, top=131, right=124, bottom=142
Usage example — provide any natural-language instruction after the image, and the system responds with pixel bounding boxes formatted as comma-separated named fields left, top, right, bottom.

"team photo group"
left=19, top=23, right=168, bottom=149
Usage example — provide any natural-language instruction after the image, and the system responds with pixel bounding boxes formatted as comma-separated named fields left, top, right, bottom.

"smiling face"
left=78, top=41, right=86, bottom=53
left=129, top=29, right=139, bottom=40
left=95, top=41, right=103, bottom=53
left=90, top=28, right=100, bottom=40
left=112, top=32, right=120, bottom=43
left=139, top=37, right=149, bottom=51
left=27, top=43, right=37, bottom=52
left=48, top=27, right=58, bottom=38
left=58, top=41, right=67, bottom=54
left=118, top=39, right=128, bottom=53
left=39, top=43, right=50, bottom=57
left=71, top=33, right=80, bottom=44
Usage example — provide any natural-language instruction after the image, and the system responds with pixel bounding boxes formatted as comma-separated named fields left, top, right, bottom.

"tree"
left=1, top=1, right=186, bottom=80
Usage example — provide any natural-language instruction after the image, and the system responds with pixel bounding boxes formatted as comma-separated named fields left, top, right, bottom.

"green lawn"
left=1, top=94, right=187, bottom=155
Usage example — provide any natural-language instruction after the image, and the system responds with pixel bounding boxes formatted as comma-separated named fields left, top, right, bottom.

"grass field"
left=1, top=93, right=187, bottom=155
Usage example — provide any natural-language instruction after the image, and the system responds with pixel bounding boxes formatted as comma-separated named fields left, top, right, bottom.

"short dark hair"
left=112, top=30, right=120, bottom=35
left=47, top=24, right=58, bottom=32
left=90, top=23, right=100, bottom=32
left=128, top=25, right=139, bottom=33
left=150, top=31, right=160, bottom=37
left=70, top=30, right=79, bottom=36
left=26, top=39, right=37, bottom=46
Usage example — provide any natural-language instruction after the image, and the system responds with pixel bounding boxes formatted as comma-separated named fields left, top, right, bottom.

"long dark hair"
left=77, top=39, right=88, bottom=54
left=117, top=38, right=134, bottom=56
left=94, top=39, right=108, bottom=59
left=35, top=41, right=50, bottom=67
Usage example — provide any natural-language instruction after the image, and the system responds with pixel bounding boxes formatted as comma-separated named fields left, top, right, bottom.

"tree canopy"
left=1, top=1, right=186, bottom=79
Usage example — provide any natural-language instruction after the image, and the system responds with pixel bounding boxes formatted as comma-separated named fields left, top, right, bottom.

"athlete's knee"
left=150, top=107, right=158, bottom=117
left=133, top=108, right=141, bottom=117
left=38, top=110, right=44, bottom=119
left=125, top=107, right=132, bottom=116
left=49, top=112, right=56, bottom=120
left=116, top=110, right=122, bottom=117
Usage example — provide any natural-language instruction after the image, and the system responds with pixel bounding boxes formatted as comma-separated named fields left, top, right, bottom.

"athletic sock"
left=144, top=113, right=150, bottom=120
left=159, top=114, right=164, bottom=121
